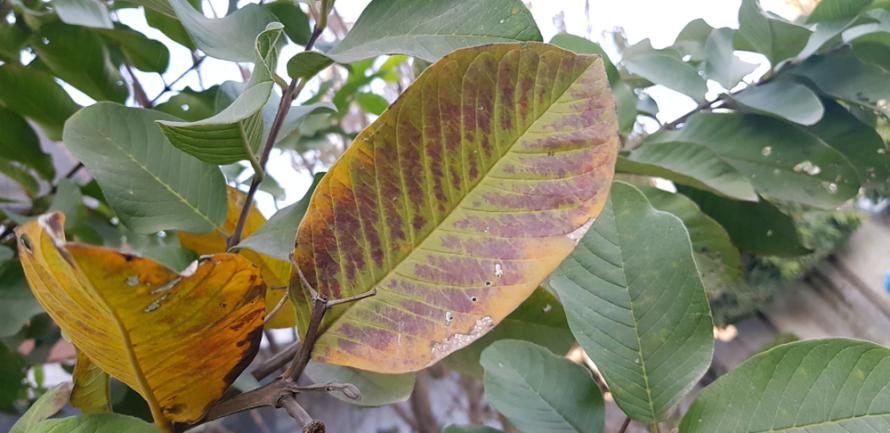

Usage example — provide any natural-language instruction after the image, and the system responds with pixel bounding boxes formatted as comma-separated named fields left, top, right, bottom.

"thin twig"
left=149, top=56, right=206, bottom=105
left=409, top=371, right=439, bottom=433
left=124, top=63, right=153, bottom=108
left=264, top=291, right=290, bottom=324
left=279, top=397, right=324, bottom=433
left=617, top=417, right=631, bottom=433
left=226, top=20, right=326, bottom=249
left=49, top=163, right=84, bottom=194
left=252, top=342, right=300, bottom=381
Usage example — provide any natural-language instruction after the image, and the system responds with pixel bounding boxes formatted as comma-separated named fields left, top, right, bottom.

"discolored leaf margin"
left=15, top=213, right=265, bottom=431
left=291, top=42, right=619, bottom=373
left=177, top=187, right=296, bottom=328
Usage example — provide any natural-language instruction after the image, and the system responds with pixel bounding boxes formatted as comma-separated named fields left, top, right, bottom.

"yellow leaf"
left=293, top=43, right=618, bottom=373
left=71, top=351, right=111, bottom=414
left=178, top=187, right=296, bottom=328
left=16, top=213, right=265, bottom=432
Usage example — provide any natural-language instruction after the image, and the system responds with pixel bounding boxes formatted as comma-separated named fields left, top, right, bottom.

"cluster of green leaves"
left=3, top=0, right=890, bottom=432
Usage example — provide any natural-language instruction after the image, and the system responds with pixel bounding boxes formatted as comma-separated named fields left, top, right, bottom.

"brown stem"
left=225, top=1, right=329, bottom=249
left=149, top=56, right=206, bottom=105
left=201, top=381, right=301, bottom=422
left=460, top=376, right=484, bottom=425
left=279, top=397, right=324, bottom=433
left=617, top=417, right=631, bottom=433
left=264, top=291, right=290, bottom=324
left=498, top=414, right=518, bottom=433
left=281, top=294, right=327, bottom=380
left=49, top=162, right=84, bottom=194
left=409, top=372, right=438, bottom=433
left=124, top=63, right=152, bottom=108
left=252, top=342, right=300, bottom=381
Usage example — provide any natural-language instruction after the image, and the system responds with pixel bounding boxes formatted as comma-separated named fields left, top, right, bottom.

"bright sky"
left=79, top=0, right=798, bottom=213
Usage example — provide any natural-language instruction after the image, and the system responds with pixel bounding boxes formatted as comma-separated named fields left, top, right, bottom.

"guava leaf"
left=550, top=182, right=714, bottom=423
left=291, top=43, right=619, bottom=373
left=15, top=213, right=265, bottom=431
left=9, top=383, right=71, bottom=433
left=681, top=339, right=890, bottom=433
left=71, top=351, right=111, bottom=414
left=178, top=187, right=295, bottom=328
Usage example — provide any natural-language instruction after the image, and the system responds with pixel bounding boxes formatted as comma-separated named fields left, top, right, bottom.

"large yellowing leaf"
left=178, top=187, right=295, bottom=328
left=292, top=43, right=619, bottom=373
left=15, top=213, right=265, bottom=432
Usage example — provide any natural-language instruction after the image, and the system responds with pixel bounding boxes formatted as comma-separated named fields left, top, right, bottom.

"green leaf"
left=62, top=102, right=227, bottom=234
left=736, top=0, right=811, bottom=65
left=304, top=363, right=415, bottom=406
left=807, top=0, right=873, bottom=22
left=444, top=426, right=504, bottom=433
left=841, top=9, right=890, bottom=44
left=237, top=172, right=322, bottom=260
left=263, top=0, right=310, bottom=45
left=27, top=414, right=160, bottom=433
left=71, top=352, right=112, bottom=414
left=156, top=23, right=284, bottom=167
left=550, top=33, right=618, bottom=83
left=0, top=107, right=54, bottom=179
left=0, top=64, right=80, bottom=140
left=0, top=343, right=27, bottom=411
left=30, top=22, right=128, bottom=102
left=679, top=187, right=810, bottom=256
left=157, top=82, right=274, bottom=166
left=642, top=112, right=860, bottom=208
left=703, top=27, right=757, bottom=90
left=550, top=182, right=713, bottom=423
left=673, top=18, right=716, bottom=62
left=168, top=0, right=276, bottom=61
left=0, top=159, right=40, bottom=196
left=286, top=51, right=334, bottom=80
left=481, top=340, right=604, bottom=433
left=612, top=81, right=637, bottom=134
left=9, top=383, right=71, bottom=433
left=98, top=24, right=170, bottom=73
left=445, top=288, right=575, bottom=379
left=807, top=99, right=890, bottom=195
left=797, top=17, right=859, bottom=59
left=154, top=86, right=220, bottom=121
left=680, top=339, right=890, bottom=433
left=729, top=80, right=825, bottom=125
left=636, top=186, right=742, bottom=298
left=0, top=22, right=30, bottom=61
left=355, top=92, right=388, bottom=115
left=791, top=54, right=890, bottom=116
left=623, top=41, right=707, bottom=102
left=54, top=0, right=113, bottom=29
left=324, top=0, right=542, bottom=63
left=617, top=156, right=757, bottom=203
left=144, top=2, right=195, bottom=50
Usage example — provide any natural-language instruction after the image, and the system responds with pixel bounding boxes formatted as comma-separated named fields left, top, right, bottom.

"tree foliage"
left=1, top=0, right=890, bottom=432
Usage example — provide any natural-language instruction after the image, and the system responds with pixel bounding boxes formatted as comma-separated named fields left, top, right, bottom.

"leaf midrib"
left=60, top=246, right=169, bottom=430
left=609, top=203, right=659, bottom=422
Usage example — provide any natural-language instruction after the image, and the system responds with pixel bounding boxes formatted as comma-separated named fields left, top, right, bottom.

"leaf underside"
left=291, top=42, right=619, bottom=373
left=681, top=339, right=890, bottom=433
